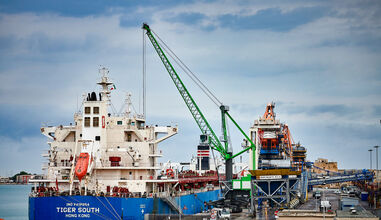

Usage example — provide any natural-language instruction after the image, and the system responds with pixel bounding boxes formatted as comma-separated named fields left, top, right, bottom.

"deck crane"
left=142, top=23, right=256, bottom=185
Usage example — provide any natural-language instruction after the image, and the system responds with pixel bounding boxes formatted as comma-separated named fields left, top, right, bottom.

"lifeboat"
left=75, top=153, right=89, bottom=181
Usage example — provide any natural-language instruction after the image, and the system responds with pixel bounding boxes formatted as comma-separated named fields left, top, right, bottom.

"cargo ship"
left=28, top=67, right=224, bottom=219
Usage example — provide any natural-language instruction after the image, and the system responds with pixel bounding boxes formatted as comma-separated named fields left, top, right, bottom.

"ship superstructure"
left=34, top=67, right=178, bottom=195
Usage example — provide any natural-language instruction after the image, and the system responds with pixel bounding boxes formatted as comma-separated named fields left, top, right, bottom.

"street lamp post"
left=375, top=146, right=379, bottom=182
left=374, top=145, right=380, bottom=208
left=369, top=149, right=373, bottom=170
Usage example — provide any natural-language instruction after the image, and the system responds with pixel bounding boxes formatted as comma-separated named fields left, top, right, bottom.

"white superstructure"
left=32, top=67, right=178, bottom=195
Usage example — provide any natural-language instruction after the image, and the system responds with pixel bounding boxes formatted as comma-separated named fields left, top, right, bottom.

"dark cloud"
left=0, top=33, right=103, bottom=66
left=119, top=14, right=152, bottom=28
left=315, top=9, right=381, bottom=52
left=0, top=0, right=116, bottom=17
left=323, top=123, right=381, bottom=140
left=351, top=35, right=381, bottom=52
left=284, top=104, right=359, bottom=117
left=164, top=12, right=218, bottom=32
left=0, top=104, right=72, bottom=141
left=0, top=36, right=17, bottom=52
left=166, top=12, right=206, bottom=25
left=217, top=6, right=327, bottom=32
left=373, top=105, right=381, bottom=117
left=309, top=104, right=356, bottom=116
left=26, top=33, right=100, bottom=54
left=0, top=0, right=195, bottom=17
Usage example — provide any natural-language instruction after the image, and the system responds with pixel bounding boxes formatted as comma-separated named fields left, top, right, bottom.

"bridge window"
left=85, top=107, right=91, bottom=114
left=93, top=107, right=99, bottom=114
left=93, top=117, right=99, bottom=127
left=84, top=117, right=90, bottom=127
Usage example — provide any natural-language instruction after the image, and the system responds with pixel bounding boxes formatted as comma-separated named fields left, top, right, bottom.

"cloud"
left=0, top=0, right=194, bottom=17
left=309, top=105, right=356, bottom=116
left=0, top=1, right=380, bottom=175
left=373, top=105, right=381, bottom=117
left=283, top=104, right=360, bottom=117
left=291, top=120, right=381, bottom=169
left=0, top=0, right=113, bottom=17
left=120, top=13, right=151, bottom=28
left=0, top=104, right=73, bottom=139
left=217, top=6, right=327, bottom=32
left=0, top=136, right=46, bottom=176
left=166, top=12, right=207, bottom=26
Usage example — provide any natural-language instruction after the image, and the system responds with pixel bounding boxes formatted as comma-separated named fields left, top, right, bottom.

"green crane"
left=142, top=23, right=256, bottom=182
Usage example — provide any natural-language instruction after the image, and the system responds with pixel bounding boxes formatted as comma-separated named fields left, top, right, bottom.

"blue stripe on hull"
left=29, top=190, right=221, bottom=219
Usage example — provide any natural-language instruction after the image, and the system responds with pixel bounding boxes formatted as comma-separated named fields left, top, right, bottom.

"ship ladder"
left=163, top=196, right=183, bottom=214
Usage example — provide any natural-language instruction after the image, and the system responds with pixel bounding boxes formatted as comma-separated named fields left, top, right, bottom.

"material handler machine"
left=142, top=23, right=256, bottom=211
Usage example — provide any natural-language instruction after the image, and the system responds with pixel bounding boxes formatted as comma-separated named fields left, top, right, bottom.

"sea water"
left=0, top=184, right=31, bottom=220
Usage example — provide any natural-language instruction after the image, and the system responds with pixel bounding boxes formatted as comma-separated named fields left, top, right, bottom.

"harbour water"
left=0, top=184, right=31, bottom=220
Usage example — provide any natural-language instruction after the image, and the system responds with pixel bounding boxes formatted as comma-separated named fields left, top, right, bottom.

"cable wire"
left=211, top=149, right=223, bottom=192
left=143, top=28, right=147, bottom=118
left=226, top=119, right=233, bottom=153
left=110, top=102, right=118, bottom=115
left=151, top=29, right=222, bottom=107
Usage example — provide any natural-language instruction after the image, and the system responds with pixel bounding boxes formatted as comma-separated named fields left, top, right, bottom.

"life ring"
left=166, top=169, right=174, bottom=178
left=210, top=209, right=217, bottom=219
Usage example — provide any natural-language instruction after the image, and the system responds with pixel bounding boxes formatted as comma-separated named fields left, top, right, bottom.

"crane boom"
left=142, top=23, right=227, bottom=158
left=142, top=23, right=256, bottom=169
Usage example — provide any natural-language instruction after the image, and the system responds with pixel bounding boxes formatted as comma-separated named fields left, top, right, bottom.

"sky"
left=0, top=0, right=380, bottom=176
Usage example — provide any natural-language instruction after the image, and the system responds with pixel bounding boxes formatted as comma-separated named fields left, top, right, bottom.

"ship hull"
left=29, top=189, right=220, bottom=219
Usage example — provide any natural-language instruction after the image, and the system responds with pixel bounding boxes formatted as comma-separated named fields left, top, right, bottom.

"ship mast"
left=97, top=67, right=113, bottom=103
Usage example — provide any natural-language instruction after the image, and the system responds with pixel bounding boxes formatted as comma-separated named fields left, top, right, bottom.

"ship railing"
left=56, top=162, right=72, bottom=167
left=30, top=175, right=45, bottom=180
left=157, top=187, right=213, bottom=198
left=100, top=162, right=162, bottom=168
left=48, top=162, right=72, bottom=168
